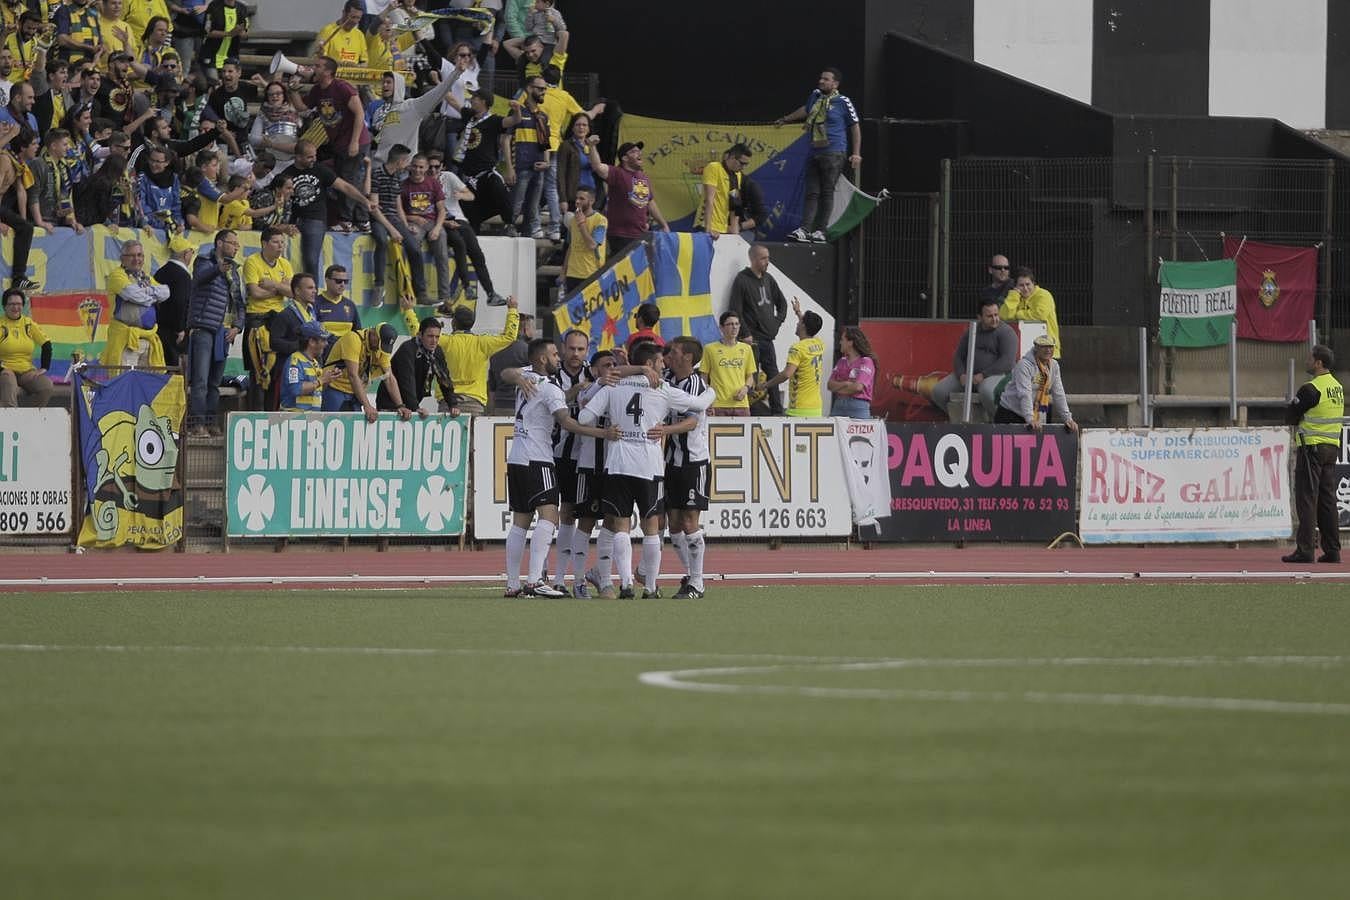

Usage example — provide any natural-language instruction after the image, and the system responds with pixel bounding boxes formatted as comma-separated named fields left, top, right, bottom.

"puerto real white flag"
left=835, top=418, right=892, bottom=531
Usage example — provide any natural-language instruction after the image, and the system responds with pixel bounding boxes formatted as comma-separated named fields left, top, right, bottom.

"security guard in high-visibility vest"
left=1283, top=344, right=1344, bottom=564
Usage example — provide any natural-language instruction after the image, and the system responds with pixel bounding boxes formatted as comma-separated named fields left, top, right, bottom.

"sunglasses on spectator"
left=331, top=277, right=349, bottom=284
left=991, top=264, right=1009, bottom=270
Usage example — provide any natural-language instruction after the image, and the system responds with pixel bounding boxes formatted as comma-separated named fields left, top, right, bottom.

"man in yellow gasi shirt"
left=763, top=299, right=825, bottom=417
left=439, top=296, right=519, bottom=414
left=701, top=310, right=755, bottom=416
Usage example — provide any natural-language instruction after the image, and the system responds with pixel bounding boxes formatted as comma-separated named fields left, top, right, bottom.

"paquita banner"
left=226, top=412, right=469, bottom=537
left=75, top=369, right=185, bottom=549
left=0, top=409, right=73, bottom=535
left=876, top=424, right=1078, bottom=542
left=1078, top=428, right=1292, bottom=544
left=471, top=416, right=852, bottom=539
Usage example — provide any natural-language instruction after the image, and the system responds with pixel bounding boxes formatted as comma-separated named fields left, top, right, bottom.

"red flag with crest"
left=1222, top=237, right=1318, bottom=342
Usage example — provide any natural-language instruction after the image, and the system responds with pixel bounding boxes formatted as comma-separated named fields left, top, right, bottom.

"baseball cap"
left=167, top=235, right=196, bottom=255
left=378, top=323, right=398, bottom=352
left=1033, top=334, right=1056, bottom=348
left=617, top=141, right=644, bottom=158
left=299, top=321, right=327, bottom=341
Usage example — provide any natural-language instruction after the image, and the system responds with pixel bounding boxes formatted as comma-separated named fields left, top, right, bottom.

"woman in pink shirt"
left=828, top=326, right=876, bottom=419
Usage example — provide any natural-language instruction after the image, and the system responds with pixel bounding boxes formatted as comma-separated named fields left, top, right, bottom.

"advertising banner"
left=1078, top=428, right=1292, bottom=543
left=859, top=319, right=1022, bottom=424
left=877, top=423, right=1078, bottom=542
left=471, top=416, right=852, bottom=539
left=0, top=409, right=73, bottom=535
left=1336, top=425, right=1350, bottom=530
left=226, top=412, right=469, bottom=537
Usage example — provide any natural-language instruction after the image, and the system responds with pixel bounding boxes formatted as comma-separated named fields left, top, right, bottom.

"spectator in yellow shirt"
left=559, top=186, right=606, bottom=293
left=763, top=299, right=825, bottom=417
left=0, top=288, right=54, bottom=408
left=439, top=296, right=520, bottom=414
left=1000, top=266, right=1061, bottom=358
left=701, top=310, right=756, bottom=416
left=695, top=143, right=752, bottom=240
left=101, top=0, right=142, bottom=66
left=313, top=1, right=369, bottom=68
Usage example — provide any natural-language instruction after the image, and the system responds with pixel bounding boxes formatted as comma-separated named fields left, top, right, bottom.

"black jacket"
left=154, top=259, right=192, bottom=338
left=378, top=337, right=453, bottom=411
left=268, top=303, right=313, bottom=367
left=731, top=267, right=787, bottom=343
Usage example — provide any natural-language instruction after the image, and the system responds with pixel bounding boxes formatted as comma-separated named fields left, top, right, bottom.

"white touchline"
left=637, top=656, right=1350, bottom=716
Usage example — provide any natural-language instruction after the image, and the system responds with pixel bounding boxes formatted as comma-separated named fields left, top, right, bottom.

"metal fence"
left=857, top=155, right=1350, bottom=339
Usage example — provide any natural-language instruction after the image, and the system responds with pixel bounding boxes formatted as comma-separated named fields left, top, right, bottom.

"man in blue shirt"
left=776, top=67, right=861, bottom=243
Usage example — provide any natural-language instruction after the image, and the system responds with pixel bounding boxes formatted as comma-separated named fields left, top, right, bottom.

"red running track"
left=1, top=544, right=1344, bottom=592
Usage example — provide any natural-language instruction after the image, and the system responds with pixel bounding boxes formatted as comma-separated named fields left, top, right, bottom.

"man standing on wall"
left=1282, top=344, right=1344, bottom=564
left=776, top=66, right=860, bottom=243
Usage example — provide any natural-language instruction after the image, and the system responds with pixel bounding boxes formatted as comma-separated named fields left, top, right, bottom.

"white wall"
left=1208, top=0, right=1328, bottom=129
left=973, top=0, right=1094, bottom=104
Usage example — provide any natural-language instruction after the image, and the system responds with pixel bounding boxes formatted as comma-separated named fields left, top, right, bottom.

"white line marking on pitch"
left=0, top=643, right=873, bottom=664
left=638, top=656, right=1350, bottom=716
left=3, top=570, right=1350, bottom=589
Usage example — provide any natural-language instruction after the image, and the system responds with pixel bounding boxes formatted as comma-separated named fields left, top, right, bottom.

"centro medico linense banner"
left=226, top=412, right=469, bottom=537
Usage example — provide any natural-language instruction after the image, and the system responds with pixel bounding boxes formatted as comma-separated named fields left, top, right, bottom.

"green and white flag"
left=823, top=175, right=889, bottom=240
left=1158, top=259, right=1237, bottom=347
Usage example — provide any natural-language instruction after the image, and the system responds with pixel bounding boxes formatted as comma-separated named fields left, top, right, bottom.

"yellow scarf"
left=1032, top=357, right=1052, bottom=425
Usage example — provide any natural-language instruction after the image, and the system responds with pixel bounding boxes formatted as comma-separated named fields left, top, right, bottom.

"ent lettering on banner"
left=470, top=416, right=852, bottom=539
left=1077, top=428, right=1292, bottom=543
left=0, top=410, right=73, bottom=535
left=875, top=424, right=1077, bottom=542
left=226, top=412, right=469, bottom=537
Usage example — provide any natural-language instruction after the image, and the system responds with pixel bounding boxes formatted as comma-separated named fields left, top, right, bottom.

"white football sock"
left=670, top=531, right=690, bottom=573
left=596, top=527, right=614, bottom=589
left=687, top=529, right=706, bottom=591
left=554, top=522, right=575, bottom=583
left=505, top=524, right=527, bottom=590
left=572, top=527, right=591, bottom=573
left=613, top=531, right=633, bottom=588
left=641, top=535, right=661, bottom=591
left=528, top=518, right=556, bottom=585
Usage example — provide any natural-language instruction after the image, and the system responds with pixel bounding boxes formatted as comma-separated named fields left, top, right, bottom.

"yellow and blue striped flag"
left=553, top=242, right=656, bottom=356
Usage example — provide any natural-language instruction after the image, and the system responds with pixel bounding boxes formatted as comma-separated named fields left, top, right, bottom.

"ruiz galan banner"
left=471, top=416, right=853, bottom=539
left=1078, top=428, right=1292, bottom=544
left=226, top=412, right=469, bottom=537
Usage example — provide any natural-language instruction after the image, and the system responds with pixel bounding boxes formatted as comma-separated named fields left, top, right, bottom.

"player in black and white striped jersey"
left=662, top=336, right=716, bottom=599
left=570, top=349, right=616, bottom=598
left=579, top=341, right=713, bottom=598
left=499, top=339, right=611, bottom=599
left=547, top=329, right=593, bottom=594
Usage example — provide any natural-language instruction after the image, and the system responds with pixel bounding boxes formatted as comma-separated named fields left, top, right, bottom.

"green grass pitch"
left=2, top=584, right=1348, bottom=899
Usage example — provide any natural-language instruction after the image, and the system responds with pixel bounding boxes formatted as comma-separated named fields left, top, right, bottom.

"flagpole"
left=1229, top=319, right=1238, bottom=425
